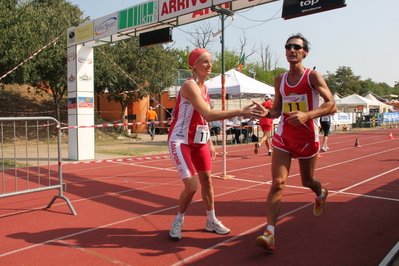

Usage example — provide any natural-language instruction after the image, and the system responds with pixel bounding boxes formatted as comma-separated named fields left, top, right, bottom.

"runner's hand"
left=286, top=111, right=310, bottom=126
left=249, top=101, right=268, bottom=119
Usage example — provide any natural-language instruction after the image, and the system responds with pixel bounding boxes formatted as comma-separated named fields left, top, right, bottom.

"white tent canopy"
left=333, top=93, right=341, bottom=101
left=205, top=69, right=274, bottom=99
left=338, top=94, right=384, bottom=113
left=363, top=93, right=393, bottom=112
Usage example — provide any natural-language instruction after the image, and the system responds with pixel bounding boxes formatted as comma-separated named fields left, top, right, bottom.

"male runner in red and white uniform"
left=168, top=48, right=263, bottom=240
left=255, top=34, right=337, bottom=251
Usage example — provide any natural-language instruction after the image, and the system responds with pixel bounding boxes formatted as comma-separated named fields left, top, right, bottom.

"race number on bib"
left=194, top=125, right=210, bottom=144
left=282, top=94, right=308, bottom=114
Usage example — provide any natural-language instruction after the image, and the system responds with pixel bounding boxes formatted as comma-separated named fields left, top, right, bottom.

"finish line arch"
left=65, top=0, right=345, bottom=160
left=66, top=0, right=277, bottom=160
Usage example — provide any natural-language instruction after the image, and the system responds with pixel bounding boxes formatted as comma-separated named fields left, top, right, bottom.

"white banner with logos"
left=331, top=113, right=353, bottom=125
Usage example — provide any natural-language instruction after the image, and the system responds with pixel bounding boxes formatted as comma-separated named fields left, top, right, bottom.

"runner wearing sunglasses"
left=255, top=33, right=337, bottom=251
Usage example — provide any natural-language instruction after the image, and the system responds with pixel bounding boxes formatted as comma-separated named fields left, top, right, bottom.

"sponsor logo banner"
left=77, top=97, right=94, bottom=108
left=68, top=97, right=77, bottom=109
left=331, top=113, right=352, bottom=125
left=95, top=14, right=118, bottom=38
left=282, top=0, right=346, bottom=20
left=118, top=1, right=158, bottom=31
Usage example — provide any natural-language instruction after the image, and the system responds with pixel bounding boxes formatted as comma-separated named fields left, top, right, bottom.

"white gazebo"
left=205, top=69, right=275, bottom=100
left=363, top=93, right=393, bottom=112
left=337, top=94, right=382, bottom=113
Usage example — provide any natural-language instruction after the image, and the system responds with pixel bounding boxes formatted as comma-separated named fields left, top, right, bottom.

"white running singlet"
left=168, top=79, right=211, bottom=146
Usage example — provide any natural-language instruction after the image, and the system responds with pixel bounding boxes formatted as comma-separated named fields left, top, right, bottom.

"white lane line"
left=2, top=137, right=398, bottom=261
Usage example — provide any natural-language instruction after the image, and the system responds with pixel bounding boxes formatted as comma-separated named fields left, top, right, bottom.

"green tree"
left=0, top=0, right=85, bottom=122
left=324, top=66, right=362, bottom=96
left=94, top=38, right=180, bottom=128
left=176, top=46, right=191, bottom=70
left=359, top=78, right=378, bottom=95
left=211, top=49, right=240, bottom=73
left=376, top=82, right=393, bottom=96
left=0, top=0, right=29, bottom=84
left=242, top=62, right=286, bottom=86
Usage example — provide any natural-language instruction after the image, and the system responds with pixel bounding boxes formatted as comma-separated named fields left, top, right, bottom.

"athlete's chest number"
left=194, top=125, right=210, bottom=144
left=283, top=95, right=308, bottom=114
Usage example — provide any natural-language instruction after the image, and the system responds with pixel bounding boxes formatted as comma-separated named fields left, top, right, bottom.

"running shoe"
left=314, top=188, right=328, bottom=216
left=205, top=219, right=230, bottom=235
left=268, top=150, right=273, bottom=156
left=254, top=143, right=260, bottom=154
left=321, top=145, right=327, bottom=152
left=169, top=218, right=183, bottom=239
left=255, top=230, right=275, bottom=251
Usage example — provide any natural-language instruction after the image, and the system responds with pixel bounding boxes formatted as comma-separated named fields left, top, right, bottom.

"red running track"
left=0, top=128, right=398, bottom=266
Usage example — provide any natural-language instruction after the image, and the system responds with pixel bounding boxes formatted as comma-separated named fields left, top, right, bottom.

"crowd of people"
left=167, top=33, right=337, bottom=252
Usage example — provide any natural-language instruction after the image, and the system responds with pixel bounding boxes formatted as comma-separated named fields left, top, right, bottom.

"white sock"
left=176, top=212, right=185, bottom=221
left=206, top=209, right=216, bottom=222
left=266, top=225, right=275, bottom=235
left=316, top=189, right=325, bottom=201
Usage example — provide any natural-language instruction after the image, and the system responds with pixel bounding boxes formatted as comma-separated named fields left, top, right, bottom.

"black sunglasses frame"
left=285, top=44, right=304, bottom=51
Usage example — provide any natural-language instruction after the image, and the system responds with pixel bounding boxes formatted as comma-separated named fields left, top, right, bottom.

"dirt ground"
left=93, top=133, right=170, bottom=159
left=0, top=133, right=170, bottom=168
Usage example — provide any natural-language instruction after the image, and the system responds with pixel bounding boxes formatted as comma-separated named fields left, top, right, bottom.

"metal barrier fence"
left=0, top=117, right=76, bottom=215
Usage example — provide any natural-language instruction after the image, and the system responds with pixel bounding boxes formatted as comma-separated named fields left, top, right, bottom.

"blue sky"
left=68, top=0, right=398, bottom=87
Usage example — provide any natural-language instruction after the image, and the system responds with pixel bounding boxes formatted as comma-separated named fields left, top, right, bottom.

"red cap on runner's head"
left=188, top=48, right=208, bottom=69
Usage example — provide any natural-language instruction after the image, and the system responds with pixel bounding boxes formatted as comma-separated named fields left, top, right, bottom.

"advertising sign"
left=178, top=0, right=276, bottom=26
left=67, top=21, right=94, bottom=46
left=159, top=0, right=212, bottom=21
left=77, top=97, right=94, bottom=108
left=94, top=13, right=118, bottom=39
left=179, top=2, right=230, bottom=25
left=331, top=113, right=353, bottom=125
left=383, top=113, right=399, bottom=122
left=282, top=0, right=346, bottom=20
left=118, top=1, right=158, bottom=31
left=76, top=46, right=94, bottom=92
left=68, top=98, right=77, bottom=109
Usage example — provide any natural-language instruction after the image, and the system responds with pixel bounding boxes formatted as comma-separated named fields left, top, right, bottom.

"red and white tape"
left=59, top=120, right=171, bottom=130
left=0, top=33, right=63, bottom=80
left=0, top=110, right=57, bottom=114
left=64, top=155, right=170, bottom=165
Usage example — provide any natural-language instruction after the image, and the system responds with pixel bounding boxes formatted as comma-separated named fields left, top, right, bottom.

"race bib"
left=321, top=116, right=330, bottom=122
left=193, top=125, right=210, bottom=144
left=283, top=94, right=308, bottom=114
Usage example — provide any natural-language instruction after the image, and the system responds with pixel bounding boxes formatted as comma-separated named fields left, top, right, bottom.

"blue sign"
left=382, top=113, right=399, bottom=122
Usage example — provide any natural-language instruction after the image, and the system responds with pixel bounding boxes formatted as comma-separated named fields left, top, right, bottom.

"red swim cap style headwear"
left=188, top=48, right=208, bottom=69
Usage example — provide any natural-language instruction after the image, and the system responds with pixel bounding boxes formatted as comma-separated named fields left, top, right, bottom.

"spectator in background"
left=225, top=118, right=235, bottom=143
left=254, top=94, right=274, bottom=155
left=320, top=115, right=331, bottom=151
left=224, top=117, right=248, bottom=144
left=146, top=107, right=158, bottom=140
left=232, top=116, right=249, bottom=144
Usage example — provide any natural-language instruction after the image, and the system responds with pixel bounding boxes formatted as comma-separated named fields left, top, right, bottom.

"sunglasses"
left=201, top=60, right=213, bottom=65
left=285, top=44, right=304, bottom=50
